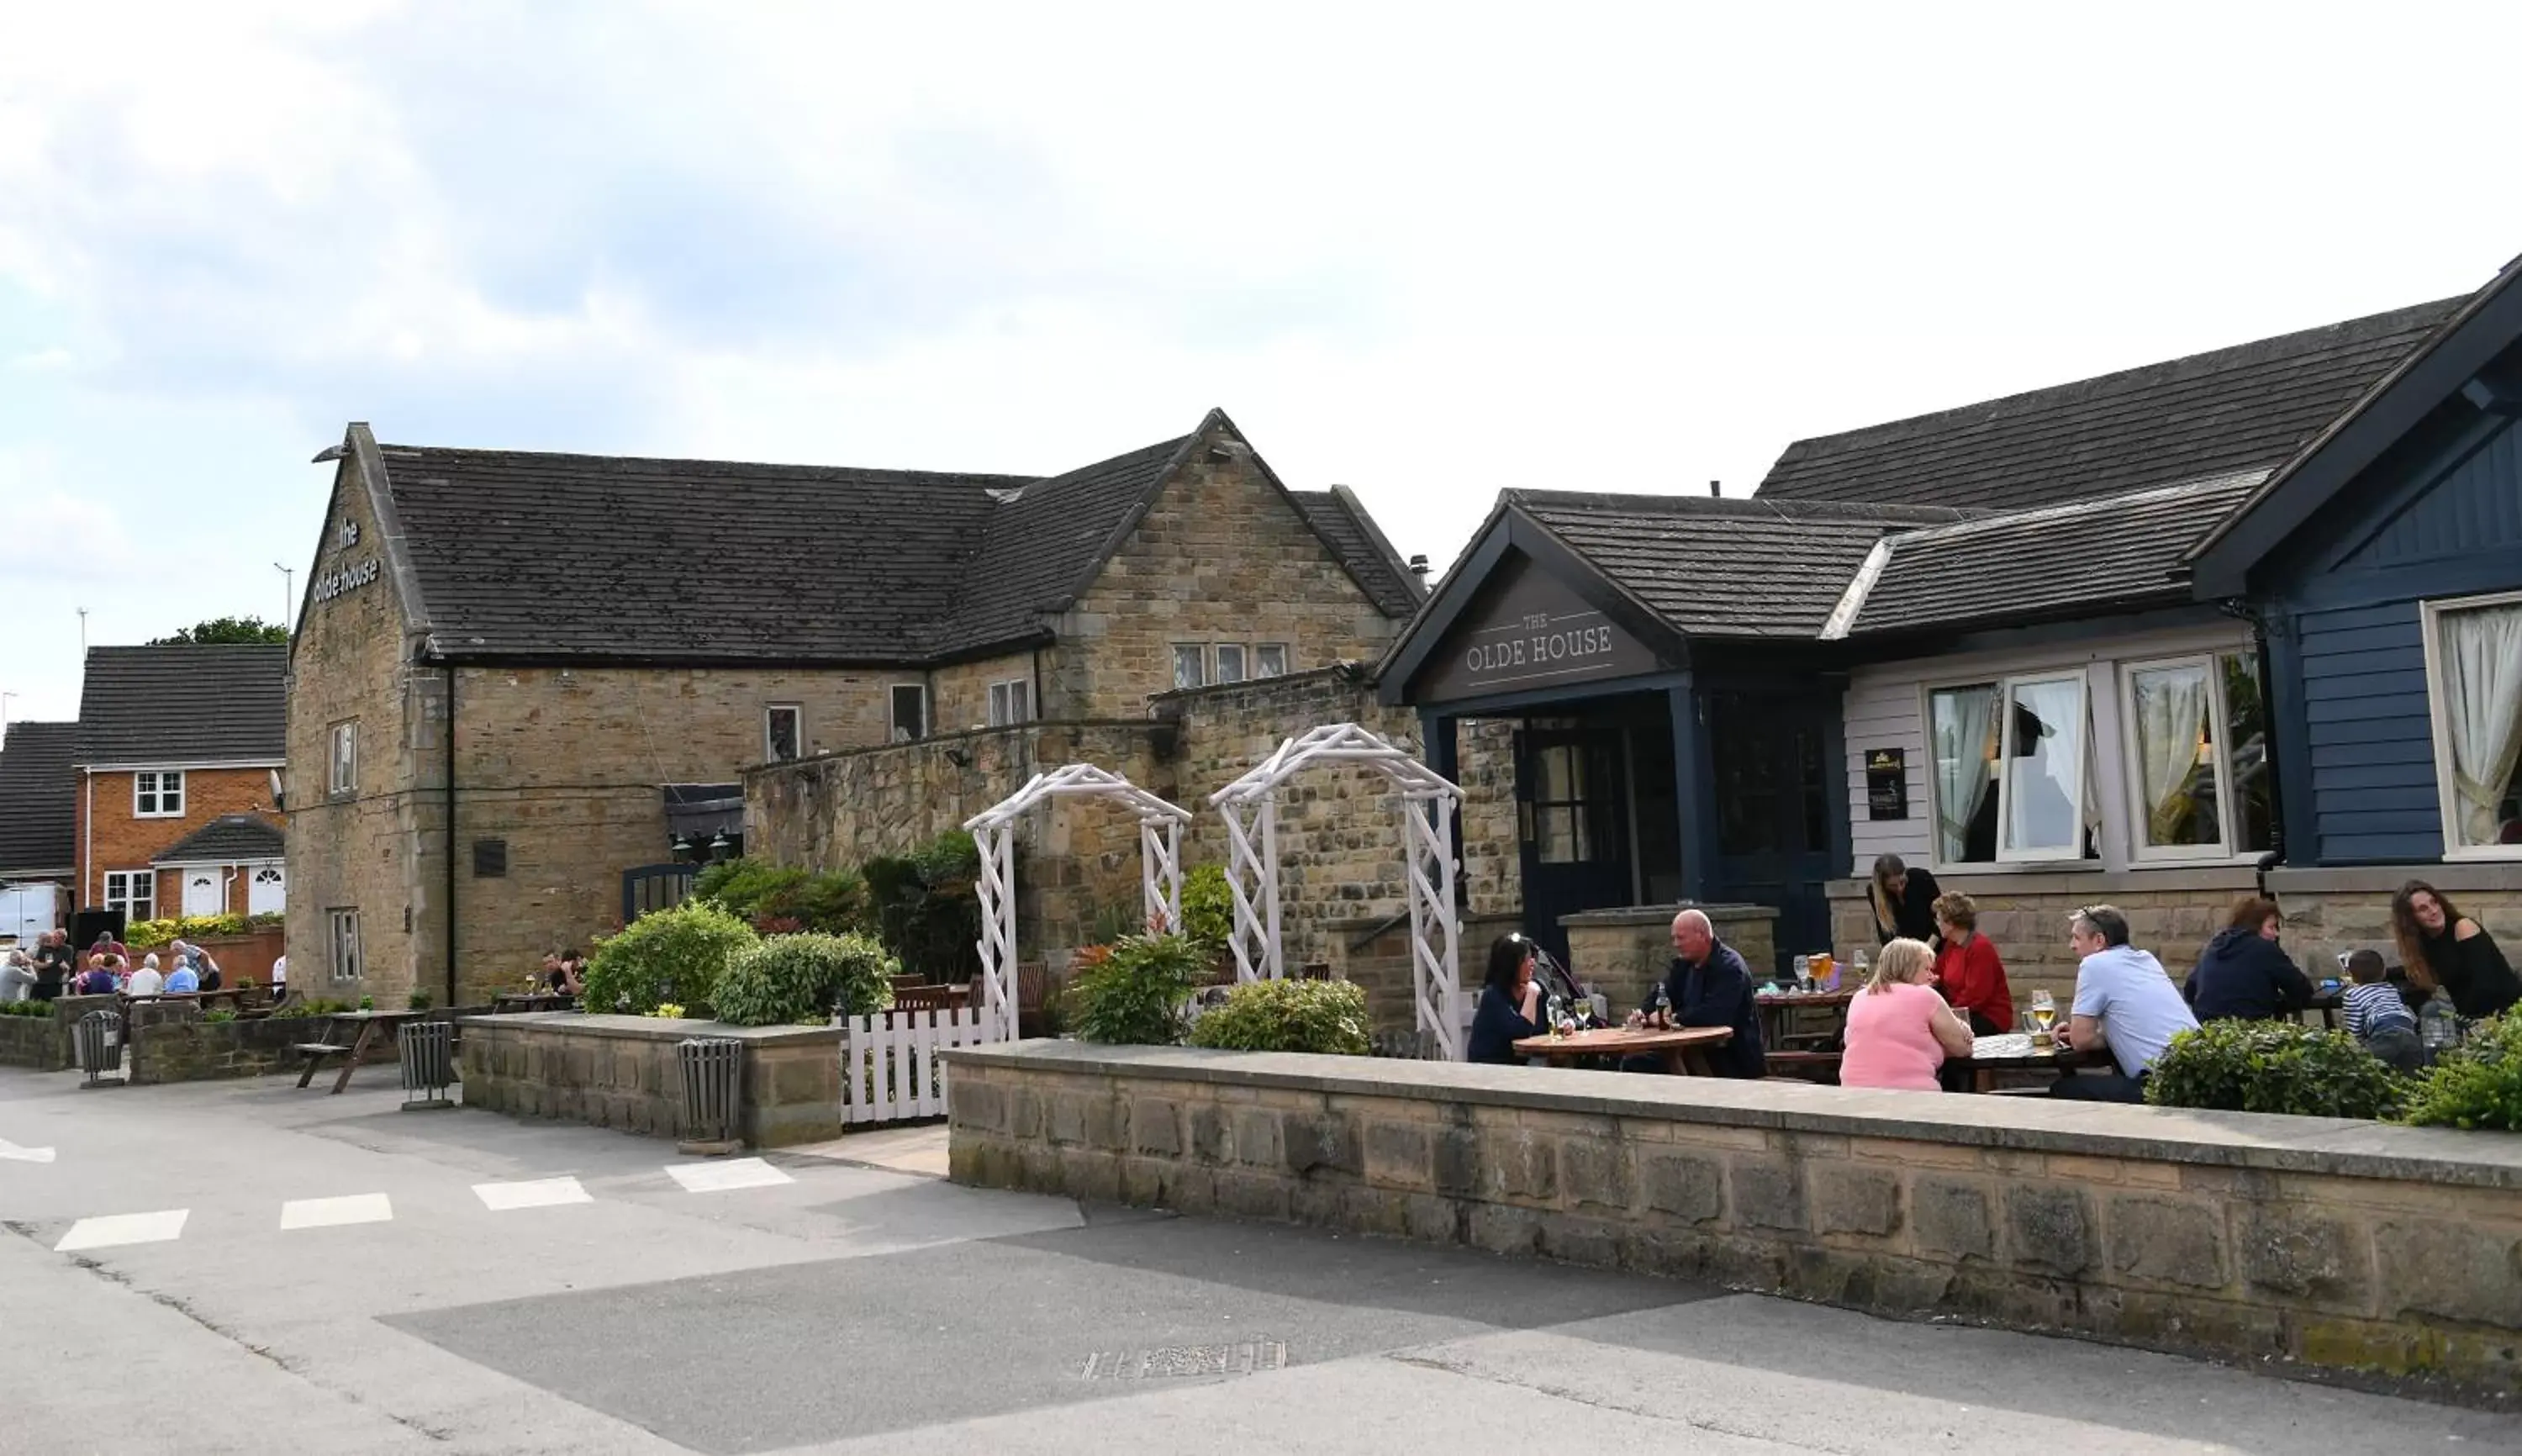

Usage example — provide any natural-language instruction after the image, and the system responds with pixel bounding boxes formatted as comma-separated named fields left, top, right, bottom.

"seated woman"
left=1929, top=892, right=2013, bottom=1036
left=2185, top=896, right=2313, bottom=1021
left=1466, top=933, right=1545, bottom=1065
left=1841, top=937, right=1976, bottom=1092
left=2393, top=880, right=2522, bottom=1021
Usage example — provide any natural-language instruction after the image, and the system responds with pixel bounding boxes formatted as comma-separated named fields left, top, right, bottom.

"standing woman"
left=1467, top=933, right=1545, bottom=1065
left=2393, top=880, right=2522, bottom=1020
left=1929, top=892, right=2014, bottom=1036
left=1868, top=854, right=1943, bottom=947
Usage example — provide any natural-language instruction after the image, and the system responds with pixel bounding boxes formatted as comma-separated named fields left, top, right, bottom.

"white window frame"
left=2118, top=654, right=2243, bottom=864
left=104, top=869, right=155, bottom=921
left=1171, top=644, right=1206, bottom=690
left=1995, top=673, right=2092, bottom=863
left=987, top=678, right=1031, bottom=727
left=2421, top=588, right=2522, bottom=862
left=1254, top=643, right=1289, bottom=678
left=889, top=684, right=927, bottom=743
left=1920, top=673, right=2101, bottom=869
left=1213, top=643, right=1248, bottom=685
left=328, top=908, right=362, bottom=982
left=133, top=769, right=186, bottom=818
left=329, top=721, right=358, bottom=796
left=763, top=704, right=803, bottom=762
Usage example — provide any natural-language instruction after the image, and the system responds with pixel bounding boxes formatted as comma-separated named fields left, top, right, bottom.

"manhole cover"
left=1079, top=1341, right=1289, bottom=1380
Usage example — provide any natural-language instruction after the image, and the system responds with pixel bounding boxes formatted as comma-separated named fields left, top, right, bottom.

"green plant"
left=125, top=919, right=178, bottom=950
left=2145, top=1020, right=2412, bottom=1121
left=203, top=1008, right=239, bottom=1025
left=1180, top=863, right=1235, bottom=953
left=648, top=1002, right=689, bottom=1020
left=862, top=831, right=982, bottom=982
left=245, top=911, right=285, bottom=931
left=357, top=994, right=374, bottom=1011
left=715, top=931, right=897, bottom=1027
left=177, top=913, right=249, bottom=941
left=2403, top=1014, right=2522, bottom=1130
left=695, top=857, right=868, bottom=934
left=272, top=1001, right=314, bottom=1019
left=583, top=900, right=758, bottom=1015
left=0, top=1000, right=52, bottom=1017
left=1065, top=933, right=1211, bottom=1046
left=1188, top=978, right=1370, bottom=1056
left=407, top=990, right=432, bottom=1011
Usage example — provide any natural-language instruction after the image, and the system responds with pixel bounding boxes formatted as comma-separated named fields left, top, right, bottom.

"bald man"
left=1626, top=909, right=1766, bottom=1078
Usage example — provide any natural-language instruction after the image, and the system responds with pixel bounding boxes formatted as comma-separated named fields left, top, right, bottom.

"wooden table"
left=1755, top=989, right=1855, bottom=1051
left=492, top=992, right=578, bottom=1015
left=295, top=1010, right=425, bottom=1095
left=1953, top=1031, right=2114, bottom=1092
left=1513, top=1025, right=1733, bottom=1076
left=2300, top=989, right=2342, bottom=1031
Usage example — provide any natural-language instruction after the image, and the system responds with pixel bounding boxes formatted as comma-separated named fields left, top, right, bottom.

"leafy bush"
left=245, top=910, right=285, bottom=931
left=863, top=831, right=981, bottom=982
left=649, top=1002, right=689, bottom=1020
left=2403, top=1014, right=2522, bottom=1131
left=177, top=913, right=249, bottom=941
left=0, top=1000, right=52, bottom=1017
left=696, top=858, right=868, bottom=935
left=715, top=931, right=897, bottom=1027
left=125, top=919, right=178, bottom=950
left=1181, top=863, right=1235, bottom=952
left=407, top=990, right=432, bottom=1011
left=1065, top=934, right=1211, bottom=1046
left=203, top=1008, right=238, bottom=1025
left=2145, top=1020, right=2412, bottom=1121
left=1187, top=979, right=1370, bottom=1056
left=582, top=900, right=758, bottom=1016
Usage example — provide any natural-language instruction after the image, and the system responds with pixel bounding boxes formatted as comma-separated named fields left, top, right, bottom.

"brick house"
left=0, top=720, right=79, bottom=887
left=71, top=645, right=288, bottom=925
left=285, top=409, right=1423, bottom=1005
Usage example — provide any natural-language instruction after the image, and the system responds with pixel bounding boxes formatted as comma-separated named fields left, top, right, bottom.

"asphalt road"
left=3, top=1068, right=2515, bottom=1454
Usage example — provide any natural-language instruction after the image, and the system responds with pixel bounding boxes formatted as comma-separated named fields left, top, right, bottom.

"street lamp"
left=274, top=562, right=294, bottom=630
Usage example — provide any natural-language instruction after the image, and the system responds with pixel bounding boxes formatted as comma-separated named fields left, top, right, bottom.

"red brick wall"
left=74, top=768, right=280, bottom=912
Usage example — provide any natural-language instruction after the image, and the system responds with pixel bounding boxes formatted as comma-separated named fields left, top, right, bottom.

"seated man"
left=1625, top=908, right=1765, bottom=1078
left=2051, top=904, right=2198, bottom=1103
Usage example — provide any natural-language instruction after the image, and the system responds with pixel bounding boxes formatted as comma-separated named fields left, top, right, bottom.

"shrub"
left=649, top=1002, right=688, bottom=1020
left=582, top=900, right=758, bottom=1016
left=357, top=994, right=374, bottom=1011
left=407, top=990, right=432, bottom=1011
left=2145, top=1020, right=2412, bottom=1121
left=203, top=1008, right=238, bottom=1025
left=245, top=910, right=285, bottom=931
left=125, top=919, right=178, bottom=950
left=2403, top=1014, right=2522, bottom=1131
left=1181, top=863, right=1235, bottom=952
left=697, top=857, right=868, bottom=935
left=863, top=831, right=981, bottom=982
left=715, top=931, right=897, bottom=1027
left=1187, top=979, right=1370, bottom=1056
left=177, top=913, right=249, bottom=941
left=1065, top=933, right=1211, bottom=1046
left=0, top=1000, right=50, bottom=1017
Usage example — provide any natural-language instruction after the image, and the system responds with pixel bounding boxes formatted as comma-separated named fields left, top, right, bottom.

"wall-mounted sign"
left=1412, top=556, right=1662, bottom=704
left=1865, top=746, right=1907, bottom=820
left=312, top=557, right=380, bottom=604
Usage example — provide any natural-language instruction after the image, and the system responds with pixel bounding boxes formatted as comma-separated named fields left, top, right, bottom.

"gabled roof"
left=150, top=813, right=285, bottom=866
left=73, top=646, right=287, bottom=766
left=0, top=721, right=78, bottom=876
left=1290, top=487, right=1427, bottom=616
left=940, top=432, right=1195, bottom=656
left=1755, top=298, right=2463, bottom=511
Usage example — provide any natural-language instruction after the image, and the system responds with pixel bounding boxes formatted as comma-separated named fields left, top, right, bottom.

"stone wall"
left=127, top=1010, right=316, bottom=1084
left=457, top=1012, right=847, bottom=1148
left=0, top=998, right=91, bottom=1070
left=2266, top=863, right=2522, bottom=976
left=948, top=1042, right=2522, bottom=1400
left=1561, top=904, right=1781, bottom=1011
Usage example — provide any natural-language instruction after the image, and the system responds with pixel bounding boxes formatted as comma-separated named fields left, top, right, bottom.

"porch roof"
left=150, top=813, right=285, bottom=866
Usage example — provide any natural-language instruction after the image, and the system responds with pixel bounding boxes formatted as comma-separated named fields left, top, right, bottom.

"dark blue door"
left=1704, top=692, right=1836, bottom=979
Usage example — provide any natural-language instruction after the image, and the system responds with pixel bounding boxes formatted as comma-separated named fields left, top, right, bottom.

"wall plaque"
left=1866, top=746, right=1908, bottom=820
left=1412, top=555, right=1662, bottom=704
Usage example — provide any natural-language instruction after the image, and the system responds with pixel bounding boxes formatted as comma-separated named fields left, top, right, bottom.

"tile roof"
left=1291, top=488, right=1427, bottom=616
left=1508, top=493, right=1970, bottom=639
left=73, top=645, right=288, bottom=766
left=0, top=721, right=78, bottom=876
left=1754, top=299, right=2464, bottom=511
left=938, top=434, right=1192, bottom=656
left=150, top=813, right=285, bottom=865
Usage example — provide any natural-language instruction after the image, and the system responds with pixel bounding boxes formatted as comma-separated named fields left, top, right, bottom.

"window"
left=1172, top=645, right=1206, bottom=690
left=1214, top=644, right=1248, bottom=684
left=104, top=870, right=154, bottom=921
left=988, top=678, right=1031, bottom=727
left=329, top=721, right=358, bottom=795
left=1927, top=675, right=2097, bottom=865
left=889, top=684, right=926, bottom=743
left=134, top=770, right=185, bottom=817
left=764, top=704, right=802, bottom=762
left=1523, top=740, right=1605, bottom=863
left=328, top=908, right=362, bottom=981
left=2120, top=652, right=2272, bottom=861
left=2423, top=593, right=2522, bottom=856
left=1255, top=643, right=1288, bottom=678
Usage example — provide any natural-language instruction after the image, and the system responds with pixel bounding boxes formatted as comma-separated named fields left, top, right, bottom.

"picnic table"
left=491, top=991, right=578, bottom=1015
left=2300, top=989, right=2342, bottom=1031
left=1513, top=1025, right=1733, bottom=1076
left=1951, top=1031, right=2113, bottom=1093
left=1754, top=988, right=1855, bottom=1051
left=294, top=1009, right=425, bottom=1095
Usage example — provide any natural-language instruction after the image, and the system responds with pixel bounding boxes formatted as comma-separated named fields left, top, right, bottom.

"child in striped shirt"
left=2341, top=949, right=2422, bottom=1072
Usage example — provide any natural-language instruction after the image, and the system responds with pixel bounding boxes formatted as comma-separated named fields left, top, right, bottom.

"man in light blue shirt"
left=164, top=956, right=200, bottom=994
left=2052, top=904, right=2198, bottom=1103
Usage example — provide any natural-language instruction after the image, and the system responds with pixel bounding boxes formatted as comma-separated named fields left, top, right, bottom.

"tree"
left=149, top=616, right=289, bottom=645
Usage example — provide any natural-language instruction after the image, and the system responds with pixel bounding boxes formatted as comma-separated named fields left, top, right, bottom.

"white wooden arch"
left=964, top=763, right=1192, bottom=1038
left=1207, top=722, right=1465, bottom=1059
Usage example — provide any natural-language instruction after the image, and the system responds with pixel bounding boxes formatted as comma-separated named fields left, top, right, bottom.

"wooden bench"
left=1762, top=1049, right=1843, bottom=1084
left=292, top=1040, right=357, bottom=1087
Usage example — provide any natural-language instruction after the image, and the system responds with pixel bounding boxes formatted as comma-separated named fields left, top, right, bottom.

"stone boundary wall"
left=947, top=1042, right=2522, bottom=1399
left=128, top=1012, right=313, bottom=1084
left=458, top=1013, right=846, bottom=1148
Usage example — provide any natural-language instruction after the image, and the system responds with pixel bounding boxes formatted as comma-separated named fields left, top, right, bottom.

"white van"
left=0, top=882, right=68, bottom=951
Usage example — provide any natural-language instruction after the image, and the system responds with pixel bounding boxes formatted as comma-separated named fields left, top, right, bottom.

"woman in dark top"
left=2393, top=880, right=2522, bottom=1020
left=1868, top=854, right=1942, bottom=947
left=2186, top=896, right=2314, bottom=1022
left=1467, top=933, right=1544, bottom=1065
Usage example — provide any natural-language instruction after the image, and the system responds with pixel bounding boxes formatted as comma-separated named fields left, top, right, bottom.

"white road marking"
left=666, top=1157, right=794, bottom=1193
left=473, top=1176, right=590, bottom=1211
left=56, top=1209, right=188, bottom=1252
left=0, top=1138, right=56, bottom=1163
left=280, top=1193, right=393, bottom=1230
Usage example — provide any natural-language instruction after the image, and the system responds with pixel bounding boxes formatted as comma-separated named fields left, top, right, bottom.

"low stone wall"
left=0, top=995, right=119, bottom=1071
left=947, top=1042, right=2522, bottom=1400
left=457, top=1013, right=847, bottom=1148
left=128, top=1010, right=312, bottom=1084
left=1562, top=903, right=1781, bottom=1007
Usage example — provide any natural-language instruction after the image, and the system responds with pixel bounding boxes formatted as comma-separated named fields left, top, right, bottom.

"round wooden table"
left=1953, top=1031, right=2114, bottom=1092
left=1513, top=1025, right=1733, bottom=1076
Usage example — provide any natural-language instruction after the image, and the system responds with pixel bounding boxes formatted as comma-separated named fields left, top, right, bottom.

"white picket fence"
left=839, top=1005, right=1001, bottom=1124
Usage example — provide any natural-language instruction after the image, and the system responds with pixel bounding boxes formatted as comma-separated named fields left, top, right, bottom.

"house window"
left=104, top=870, right=154, bottom=921
left=329, top=721, right=358, bottom=795
left=1172, top=645, right=1206, bottom=690
left=2120, top=652, right=2273, bottom=861
left=889, top=684, right=927, bottom=743
left=1215, top=644, right=1248, bottom=684
left=134, top=770, right=185, bottom=818
left=764, top=704, right=802, bottom=762
left=1927, top=676, right=2098, bottom=865
left=328, top=908, right=362, bottom=981
left=2423, top=593, right=2522, bottom=855
left=988, top=679, right=1031, bottom=727
left=1255, top=644, right=1288, bottom=678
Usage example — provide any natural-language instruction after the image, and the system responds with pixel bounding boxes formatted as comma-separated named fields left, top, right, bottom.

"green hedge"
left=1187, top=979, right=1369, bottom=1056
left=583, top=900, right=758, bottom=1016
left=863, top=831, right=981, bottom=983
left=2145, top=1020, right=2412, bottom=1121
left=2403, top=1015, right=2522, bottom=1131
left=694, top=858, right=868, bottom=934
left=715, top=932, right=897, bottom=1026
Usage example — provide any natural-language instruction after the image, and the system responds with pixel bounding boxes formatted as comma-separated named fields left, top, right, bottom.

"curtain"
left=1932, top=684, right=1997, bottom=862
left=2439, top=604, right=2522, bottom=847
left=2133, top=665, right=2209, bottom=847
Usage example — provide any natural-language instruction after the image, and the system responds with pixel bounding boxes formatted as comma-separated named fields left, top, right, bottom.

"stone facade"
left=1560, top=903, right=1781, bottom=1011
left=458, top=1012, right=847, bottom=1147
left=949, top=1041, right=2522, bottom=1400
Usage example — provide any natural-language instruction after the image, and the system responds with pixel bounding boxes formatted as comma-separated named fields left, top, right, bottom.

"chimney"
left=1709, top=479, right=1722, bottom=498
left=1406, top=553, right=1431, bottom=578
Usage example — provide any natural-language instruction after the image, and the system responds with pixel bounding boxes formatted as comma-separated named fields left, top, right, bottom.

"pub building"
left=1385, top=288, right=2479, bottom=1003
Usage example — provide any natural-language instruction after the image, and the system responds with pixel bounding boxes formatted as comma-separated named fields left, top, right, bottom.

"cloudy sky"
left=4, top=2, right=2519, bottom=732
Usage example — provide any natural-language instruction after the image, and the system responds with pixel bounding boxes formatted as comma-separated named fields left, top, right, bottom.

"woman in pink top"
left=1841, top=937, right=1976, bottom=1091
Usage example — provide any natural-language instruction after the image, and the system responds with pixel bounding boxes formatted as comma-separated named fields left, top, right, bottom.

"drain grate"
left=1079, top=1341, right=1289, bottom=1380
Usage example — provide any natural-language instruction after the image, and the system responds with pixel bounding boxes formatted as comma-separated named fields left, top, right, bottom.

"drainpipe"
left=82, top=770, right=92, bottom=909
left=1031, top=646, right=1045, bottom=724
left=445, top=663, right=458, bottom=1008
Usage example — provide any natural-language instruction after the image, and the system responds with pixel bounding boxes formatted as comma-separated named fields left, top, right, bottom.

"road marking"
left=0, top=1139, right=56, bottom=1163
left=474, top=1176, right=590, bottom=1211
left=666, top=1157, right=794, bottom=1194
left=280, top=1194, right=393, bottom=1230
left=56, top=1209, right=188, bottom=1252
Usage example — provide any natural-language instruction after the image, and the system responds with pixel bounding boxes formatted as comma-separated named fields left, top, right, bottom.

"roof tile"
left=74, top=646, right=287, bottom=765
left=0, top=721, right=77, bottom=876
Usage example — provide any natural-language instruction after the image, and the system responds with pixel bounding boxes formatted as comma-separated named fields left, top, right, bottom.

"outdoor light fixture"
left=669, top=835, right=694, bottom=863
left=707, top=832, right=732, bottom=862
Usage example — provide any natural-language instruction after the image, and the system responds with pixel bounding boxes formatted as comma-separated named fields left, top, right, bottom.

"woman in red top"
left=1929, top=891, right=2013, bottom=1037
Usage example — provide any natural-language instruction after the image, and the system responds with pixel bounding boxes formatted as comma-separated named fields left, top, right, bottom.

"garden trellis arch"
left=1208, top=722, right=1465, bottom=1059
left=964, top=763, right=1192, bottom=1037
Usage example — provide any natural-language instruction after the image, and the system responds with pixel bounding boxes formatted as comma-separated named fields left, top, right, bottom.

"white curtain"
left=2133, top=665, right=2209, bottom=847
left=2439, top=604, right=2522, bottom=846
left=1933, top=684, right=1997, bottom=862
